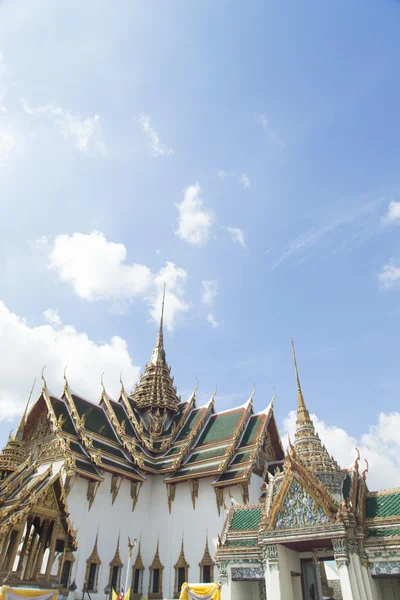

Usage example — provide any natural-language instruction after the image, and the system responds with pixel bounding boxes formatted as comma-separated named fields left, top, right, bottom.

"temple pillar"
left=347, top=555, right=361, bottom=600
left=360, top=560, right=382, bottom=600
left=264, top=544, right=282, bottom=600
left=24, top=530, right=38, bottom=579
left=350, top=549, right=370, bottom=600
left=333, top=538, right=356, bottom=600
left=32, top=519, right=50, bottom=579
left=45, top=520, right=58, bottom=581
left=0, top=530, right=12, bottom=569
left=5, top=523, right=26, bottom=572
left=17, top=516, right=34, bottom=575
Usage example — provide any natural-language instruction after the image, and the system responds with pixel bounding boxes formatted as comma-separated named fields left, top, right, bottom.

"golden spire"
left=291, top=340, right=310, bottom=424
left=41, top=366, right=47, bottom=392
left=151, top=284, right=166, bottom=366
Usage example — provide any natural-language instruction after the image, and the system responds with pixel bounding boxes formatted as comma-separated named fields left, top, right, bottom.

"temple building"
left=1, top=298, right=400, bottom=599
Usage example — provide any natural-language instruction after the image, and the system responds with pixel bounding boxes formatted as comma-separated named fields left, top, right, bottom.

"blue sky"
left=1, top=0, right=400, bottom=488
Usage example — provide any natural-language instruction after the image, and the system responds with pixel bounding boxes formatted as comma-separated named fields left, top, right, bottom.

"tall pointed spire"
left=133, top=284, right=180, bottom=434
left=151, top=284, right=166, bottom=366
left=291, top=339, right=311, bottom=424
left=289, top=341, right=343, bottom=498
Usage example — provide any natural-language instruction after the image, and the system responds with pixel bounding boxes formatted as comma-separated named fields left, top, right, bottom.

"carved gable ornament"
left=267, top=449, right=338, bottom=530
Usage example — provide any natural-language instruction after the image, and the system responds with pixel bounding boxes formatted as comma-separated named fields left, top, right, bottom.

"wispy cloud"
left=175, top=183, right=213, bottom=246
left=23, top=100, right=106, bottom=155
left=207, top=313, right=221, bottom=328
left=382, top=200, right=400, bottom=225
left=379, top=261, right=400, bottom=289
left=202, top=280, right=218, bottom=305
left=138, top=112, right=173, bottom=157
left=255, top=113, right=285, bottom=149
left=218, top=170, right=250, bottom=189
left=273, top=198, right=384, bottom=269
left=226, top=226, right=246, bottom=248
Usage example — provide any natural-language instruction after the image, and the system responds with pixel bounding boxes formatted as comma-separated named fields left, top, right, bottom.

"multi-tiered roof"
left=0, top=304, right=284, bottom=525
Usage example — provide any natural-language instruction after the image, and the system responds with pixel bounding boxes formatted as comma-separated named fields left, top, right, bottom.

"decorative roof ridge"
left=367, top=488, right=400, bottom=497
left=213, top=405, right=246, bottom=416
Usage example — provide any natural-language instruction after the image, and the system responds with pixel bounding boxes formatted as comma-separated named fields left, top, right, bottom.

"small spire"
left=291, top=340, right=310, bottom=423
left=64, top=365, right=69, bottom=391
left=119, top=370, right=125, bottom=392
left=15, top=377, right=36, bottom=441
left=101, top=372, right=106, bottom=395
left=211, top=382, right=218, bottom=402
left=150, top=285, right=166, bottom=365
left=41, top=366, right=47, bottom=392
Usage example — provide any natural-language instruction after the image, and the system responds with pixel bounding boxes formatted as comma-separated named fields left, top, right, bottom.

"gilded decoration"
left=189, top=479, right=199, bottom=509
left=87, top=480, right=100, bottom=511
left=199, top=534, right=215, bottom=582
left=132, top=541, right=144, bottom=600
left=167, top=484, right=176, bottom=514
left=130, top=481, right=142, bottom=512
left=108, top=535, right=123, bottom=589
left=148, top=540, right=164, bottom=600
left=84, top=533, right=102, bottom=593
left=173, top=539, right=189, bottom=598
left=111, top=475, right=123, bottom=505
left=274, top=478, right=330, bottom=529
left=215, top=488, right=224, bottom=516
left=26, top=413, right=52, bottom=442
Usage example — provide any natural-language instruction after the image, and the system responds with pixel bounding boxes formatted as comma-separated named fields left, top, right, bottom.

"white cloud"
left=282, top=410, right=400, bottom=490
left=202, top=280, right=218, bottom=305
left=226, top=226, right=246, bottom=248
left=0, top=130, right=15, bottom=168
left=255, top=113, right=285, bottom=149
left=138, top=112, right=173, bottom=157
left=218, top=170, right=250, bottom=189
left=175, top=183, right=213, bottom=246
left=47, top=231, right=188, bottom=330
left=378, top=261, right=400, bottom=289
left=383, top=200, right=400, bottom=225
left=240, top=173, right=250, bottom=189
left=22, top=100, right=106, bottom=155
left=43, top=308, right=62, bottom=326
left=0, top=301, right=140, bottom=420
left=207, top=314, right=220, bottom=328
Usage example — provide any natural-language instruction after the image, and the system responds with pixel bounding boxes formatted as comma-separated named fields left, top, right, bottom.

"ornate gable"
left=273, top=477, right=330, bottom=529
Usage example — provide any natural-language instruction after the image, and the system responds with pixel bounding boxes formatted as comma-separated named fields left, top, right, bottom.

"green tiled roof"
left=368, top=528, right=400, bottom=537
left=51, top=397, right=76, bottom=436
left=197, top=410, right=243, bottom=446
left=186, top=446, right=226, bottom=464
left=165, top=446, right=181, bottom=456
left=225, top=539, right=258, bottom=547
left=75, top=459, right=101, bottom=476
left=176, top=409, right=204, bottom=441
left=69, top=441, right=87, bottom=457
left=72, top=394, right=118, bottom=442
left=173, top=462, right=219, bottom=477
left=366, top=492, right=400, bottom=519
left=110, top=401, right=136, bottom=437
left=101, top=457, right=139, bottom=475
left=216, top=468, right=246, bottom=482
left=165, top=403, right=187, bottom=434
left=230, top=507, right=263, bottom=531
left=342, top=473, right=351, bottom=501
left=231, top=451, right=252, bottom=466
left=92, top=439, right=127, bottom=460
left=239, top=415, right=263, bottom=448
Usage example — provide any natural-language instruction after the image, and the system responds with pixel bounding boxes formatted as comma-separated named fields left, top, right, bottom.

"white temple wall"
left=65, top=470, right=262, bottom=598
left=230, top=581, right=259, bottom=600
left=277, top=545, right=302, bottom=600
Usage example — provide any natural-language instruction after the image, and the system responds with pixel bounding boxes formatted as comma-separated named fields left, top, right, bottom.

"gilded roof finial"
left=101, top=372, right=106, bottom=395
left=119, top=370, right=125, bottom=392
left=362, top=459, right=369, bottom=481
left=353, top=447, right=360, bottom=470
left=63, top=365, right=69, bottom=391
left=249, top=382, right=256, bottom=403
left=157, top=283, right=166, bottom=348
left=15, top=377, right=36, bottom=441
left=41, top=366, right=47, bottom=392
left=271, top=387, right=276, bottom=407
left=291, top=339, right=310, bottom=423
left=211, top=382, right=218, bottom=402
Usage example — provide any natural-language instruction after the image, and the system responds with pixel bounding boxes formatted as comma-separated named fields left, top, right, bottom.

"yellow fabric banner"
left=0, top=587, right=57, bottom=600
left=179, top=582, right=220, bottom=600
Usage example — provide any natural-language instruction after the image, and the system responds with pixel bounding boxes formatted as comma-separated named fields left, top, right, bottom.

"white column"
left=218, top=562, right=231, bottom=600
left=264, top=544, right=282, bottom=600
left=350, top=552, right=368, bottom=600
left=333, top=538, right=355, bottom=600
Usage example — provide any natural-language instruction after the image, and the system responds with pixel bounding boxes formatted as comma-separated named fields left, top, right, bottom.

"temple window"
left=148, top=541, right=164, bottom=599
left=60, top=560, right=72, bottom=589
left=109, top=535, right=123, bottom=593
left=84, top=534, right=102, bottom=593
left=131, top=541, right=144, bottom=600
left=173, top=539, right=189, bottom=599
left=199, top=534, right=214, bottom=583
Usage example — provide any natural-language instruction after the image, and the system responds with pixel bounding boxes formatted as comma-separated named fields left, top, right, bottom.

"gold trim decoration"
left=189, top=479, right=199, bottom=510
left=132, top=540, right=145, bottom=600
left=148, top=538, right=164, bottom=600
left=173, top=537, right=189, bottom=599
left=199, top=533, right=215, bottom=583
left=111, top=475, right=123, bottom=505
left=87, top=480, right=100, bottom=511
left=108, top=534, right=123, bottom=589
left=215, top=488, right=224, bottom=516
left=130, top=481, right=142, bottom=512
left=84, top=532, right=102, bottom=593
left=167, top=484, right=176, bottom=514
